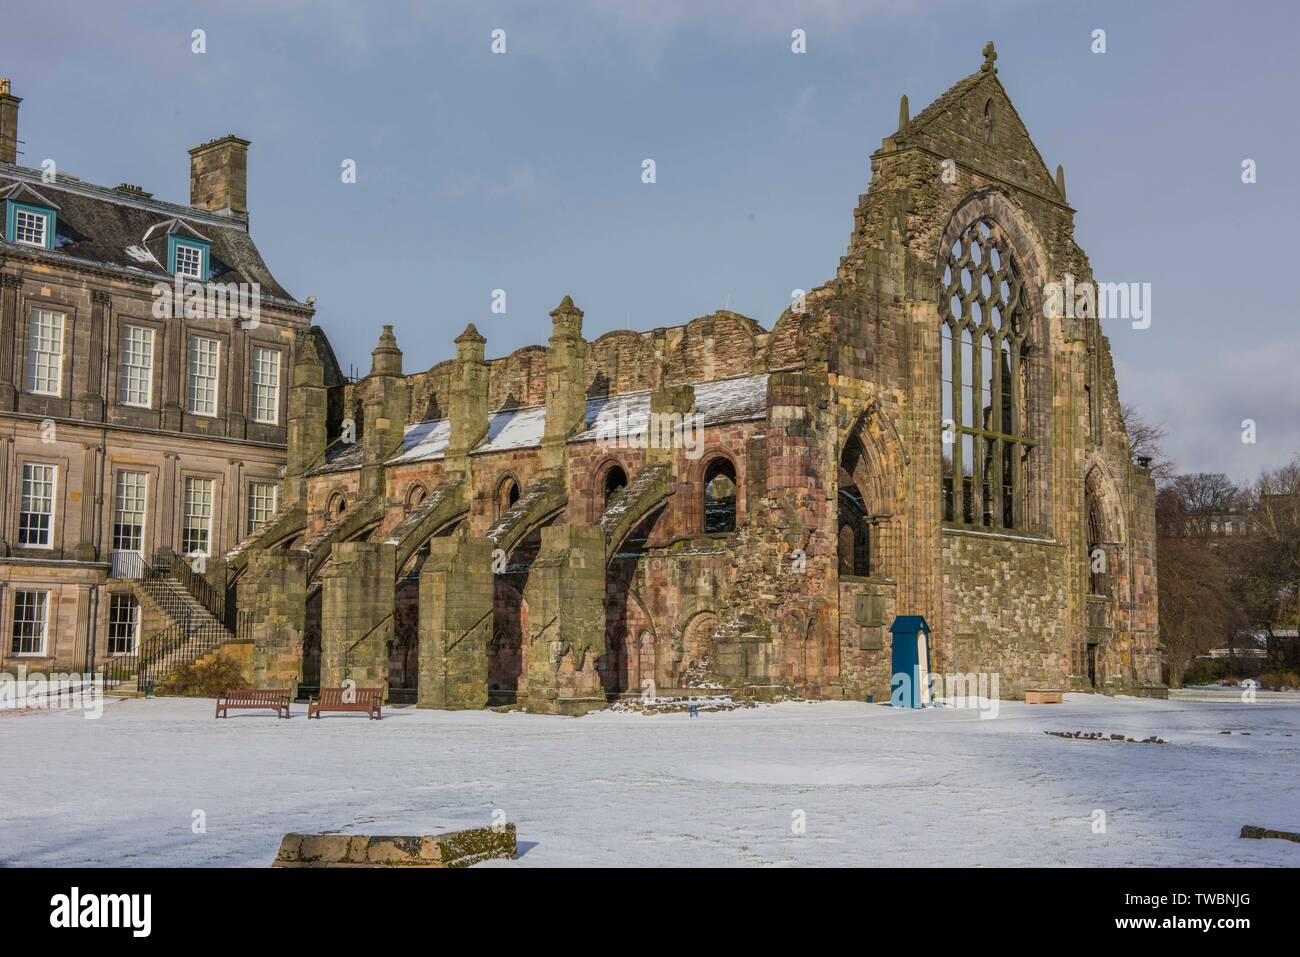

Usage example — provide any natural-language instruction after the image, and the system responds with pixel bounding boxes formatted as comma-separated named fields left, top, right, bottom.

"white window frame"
left=187, top=336, right=220, bottom=417
left=174, top=242, right=204, bottom=279
left=182, top=476, right=214, bottom=558
left=251, top=347, right=281, bottom=425
left=119, top=324, right=155, bottom=408
left=14, top=209, right=48, bottom=248
left=11, top=590, right=50, bottom=657
left=18, top=462, right=57, bottom=549
left=107, top=593, right=140, bottom=656
left=112, top=471, right=148, bottom=555
left=25, top=308, right=65, bottom=397
left=246, top=481, right=279, bottom=536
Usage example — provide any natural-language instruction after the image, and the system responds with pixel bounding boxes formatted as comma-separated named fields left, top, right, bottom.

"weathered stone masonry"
left=229, top=46, right=1162, bottom=710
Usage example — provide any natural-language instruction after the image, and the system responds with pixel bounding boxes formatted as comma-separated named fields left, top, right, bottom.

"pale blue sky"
left=6, top=0, right=1297, bottom=482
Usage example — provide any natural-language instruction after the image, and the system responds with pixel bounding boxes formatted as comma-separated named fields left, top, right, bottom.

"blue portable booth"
left=889, top=615, right=932, bottom=708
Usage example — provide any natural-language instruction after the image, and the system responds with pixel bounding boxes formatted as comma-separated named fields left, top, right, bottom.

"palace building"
left=0, top=77, right=323, bottom=679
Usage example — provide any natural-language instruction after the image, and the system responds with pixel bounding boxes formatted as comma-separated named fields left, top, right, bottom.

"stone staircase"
left=135, top=573, right=229, bottom=636
left=102, top=560, right=235, bottom=695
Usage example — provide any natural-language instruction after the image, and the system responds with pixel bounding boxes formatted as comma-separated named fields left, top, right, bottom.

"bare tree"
left=1157, top=535, right=1245, bottom=686
left=1119, top=402, right=1172, bottom=480
left=1235, top=457, right=1300, bottom=666
left=1155, top=472, right=1247, bottom=684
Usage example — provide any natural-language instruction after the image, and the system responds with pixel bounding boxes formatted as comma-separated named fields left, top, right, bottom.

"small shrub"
left=1258, top=671, right=1300, bottom=691
left=156, top=654, right=249, bottom=698
left=1182, top=658, right=1224, bottom=686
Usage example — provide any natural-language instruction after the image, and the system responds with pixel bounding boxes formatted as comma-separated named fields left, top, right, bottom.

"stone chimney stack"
left=541, top=295, right=587, bottom=471
left=0, top=79, right=21, bottom=166
left=188, top=134, right=250, bottom=215
left=361, top=325, right=408, bottom=498
left=446, top=323, right=489, bottom=470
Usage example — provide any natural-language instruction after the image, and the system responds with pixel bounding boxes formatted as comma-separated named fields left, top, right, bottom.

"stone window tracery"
left=939, top=217, right=1034, bottom=529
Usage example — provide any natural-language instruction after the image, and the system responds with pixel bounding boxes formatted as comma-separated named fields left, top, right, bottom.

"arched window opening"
left=405, top=483, right=427, bottom=512
left=939, top=215, right=1033, bottom=529
left=603, top=465, right=628, bottom=506
left=327, top=492, right=347, bottom=520
left=496, top=477, right=520, bottom=518
left=1086, top=490, right=1109, bottom=597
left=702, top=458, right=737, bottom=534
left=837, top=437, right=873, bottom=576
left=837, top=494, right=871, bottom=576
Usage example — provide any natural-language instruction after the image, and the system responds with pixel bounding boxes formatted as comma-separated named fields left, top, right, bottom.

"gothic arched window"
left=327, top=491, right=347, bottom=519
left=603, top=465, right=628, bottom=505
left=940, top=218, right=1034, bottom=529
left=496, top=476, right=520, bottom=518
left=405, top=483, right=428, bottom=512
left=702, top=457, right=737, bottom=533
left=1086, top=488, right=1109, bottom=597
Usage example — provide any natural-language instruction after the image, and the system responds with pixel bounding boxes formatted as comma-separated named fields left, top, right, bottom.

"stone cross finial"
left=981, top=41, right=997, bottom=72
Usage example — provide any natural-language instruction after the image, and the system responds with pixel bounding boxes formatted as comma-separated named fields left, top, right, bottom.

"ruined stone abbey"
left=221, top=47, right=1161, bottom=710
left=0, top=48, right=1163, bottom=708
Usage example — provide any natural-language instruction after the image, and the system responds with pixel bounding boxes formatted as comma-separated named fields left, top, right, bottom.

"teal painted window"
left=167, top=235, right=211, bottom=279
left=5, top=201, right=57, bottom=250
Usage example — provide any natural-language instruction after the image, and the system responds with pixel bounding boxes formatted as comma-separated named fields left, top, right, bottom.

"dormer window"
left=4, top=200, right=57, bottom=250
left=15, top=208, right=47, bottom=246
left=169, top=236, right=208, bottom=279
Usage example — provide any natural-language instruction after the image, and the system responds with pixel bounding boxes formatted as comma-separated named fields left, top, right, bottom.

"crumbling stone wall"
left=247, top=47, right=1162, bottom=711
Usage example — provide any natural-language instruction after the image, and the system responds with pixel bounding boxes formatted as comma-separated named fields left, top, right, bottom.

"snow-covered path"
left=3, top=694, right=1298, bottom=866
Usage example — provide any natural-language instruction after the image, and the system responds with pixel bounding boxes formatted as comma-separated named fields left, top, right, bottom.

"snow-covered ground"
left=3, top=693, right=1298, bottom=867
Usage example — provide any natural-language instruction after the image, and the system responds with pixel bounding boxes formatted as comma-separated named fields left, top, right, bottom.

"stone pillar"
left=285, top=331, right=328, bottom=508
left=523, top=525, right=607, bottom=714
left=445, top=323, right=489, bottom=475
left=1128, top=461, right=1161, bottom=688
left=72, top=442, right=99, bottom=562
left=360, top=325, right=407, bottom=500
left=647, top=383, right=694, bottom=467
left=764, top=372, right=836, bottom=691
left=246, top=550, right=308, bottom=693
left=0, top=273, right=22, bottom=411
left=417, top=532, right=493, bottom=709
left=162, top=315, right=184, bottom=432
left=227, top=324, right=247, bottom=439
left=320, top=541, right=395, bottom=695
left=76, top=291, right=110, bottom=421
left=540, top=296, right=587, bottom=472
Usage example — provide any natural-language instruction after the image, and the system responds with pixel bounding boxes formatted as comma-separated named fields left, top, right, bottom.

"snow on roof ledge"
left=385, top=373, right=770, bottom=466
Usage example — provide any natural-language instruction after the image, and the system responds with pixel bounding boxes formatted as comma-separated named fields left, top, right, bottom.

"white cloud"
left=1115, top=333, right=1300, bottom=483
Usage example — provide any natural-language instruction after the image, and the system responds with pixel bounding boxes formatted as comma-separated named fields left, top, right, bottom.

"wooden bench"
left=215, top=688, right=292, bottom=719
left=308, top=686, right=383, bottom=720
left=1024, top=689, right=1063, bottom=704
